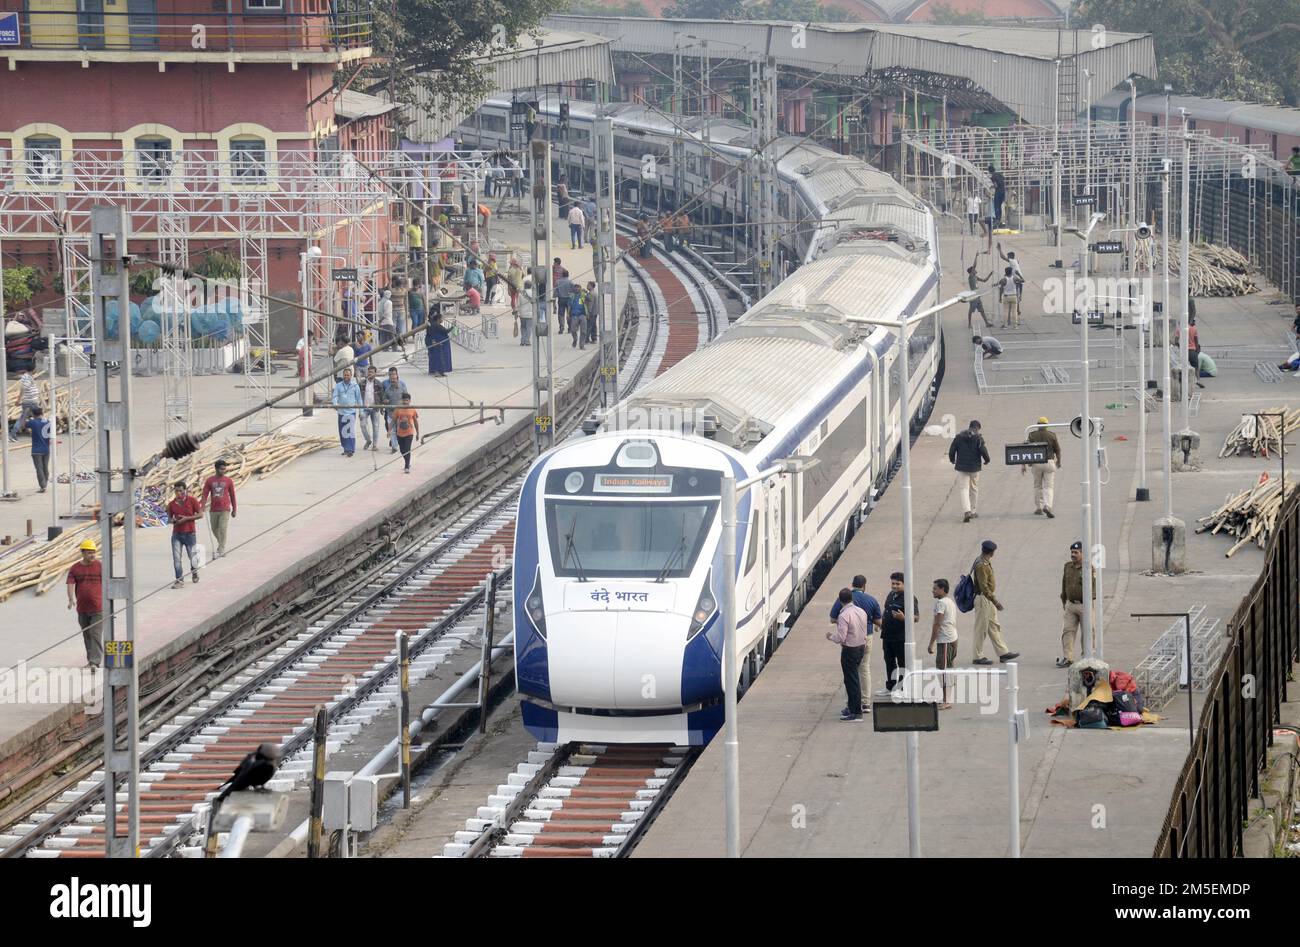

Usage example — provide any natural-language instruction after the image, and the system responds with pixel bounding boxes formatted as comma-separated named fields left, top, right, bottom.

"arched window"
left=135, top=135, right=173, bottom=181
left=24, top=136, right=62, bottom=184
left=230, top=136, right=267, bottom=181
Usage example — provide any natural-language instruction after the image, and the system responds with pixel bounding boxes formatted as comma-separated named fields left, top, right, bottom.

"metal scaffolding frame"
left=0, top=145, right=507, bottom=505
left=902, top=121, right=1299, bottom=303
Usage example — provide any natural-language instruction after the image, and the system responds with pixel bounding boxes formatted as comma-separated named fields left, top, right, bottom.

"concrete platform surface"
left=0, top=216, right=614, bottom=754
left=635, top=220, right=1294, bottom=858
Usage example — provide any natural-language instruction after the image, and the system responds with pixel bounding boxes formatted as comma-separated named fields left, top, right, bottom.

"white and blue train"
left=465, top=100, right=944, bottom=746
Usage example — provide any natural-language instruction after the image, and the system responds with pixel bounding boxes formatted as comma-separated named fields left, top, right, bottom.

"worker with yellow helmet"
left=66, top=537, right=104, bottom=668
left=1022, top=416, right=1062, bottom=518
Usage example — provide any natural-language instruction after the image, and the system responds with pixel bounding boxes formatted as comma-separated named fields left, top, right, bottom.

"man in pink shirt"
left=827, top=588, right=870, bottom=721
left=200, top=458, right=237, bottom=559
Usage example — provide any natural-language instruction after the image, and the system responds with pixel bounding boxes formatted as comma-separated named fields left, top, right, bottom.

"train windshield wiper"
left=654, top=517, right=689, bottom=583
left=561, top=516, right=587, bottom=582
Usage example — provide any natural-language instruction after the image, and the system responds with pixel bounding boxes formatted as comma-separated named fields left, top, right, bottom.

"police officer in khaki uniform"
left=970, top=540, right=1020, bottom=665
left=1058, top=541, right=1097, bottom=667
left=1022, top=417, right=1061, bottom=518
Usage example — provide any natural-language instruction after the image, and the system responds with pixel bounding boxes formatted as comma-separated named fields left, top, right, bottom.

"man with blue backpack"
left=568, top=285, right=587, bottom=349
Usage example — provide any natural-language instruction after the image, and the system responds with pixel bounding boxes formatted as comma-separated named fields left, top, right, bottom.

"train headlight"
left=687, top=570, right=717, bottom=641
left=526, top=566, right=547, bottom=639
left=564, top=471, right=584, bottom=493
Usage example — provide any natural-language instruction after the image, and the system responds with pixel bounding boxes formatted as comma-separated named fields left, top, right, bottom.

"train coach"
left=475, top=97, right=945, bottom=745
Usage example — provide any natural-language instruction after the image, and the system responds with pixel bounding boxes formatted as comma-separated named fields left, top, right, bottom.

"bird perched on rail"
left=215, top=743, right=283, bottom=802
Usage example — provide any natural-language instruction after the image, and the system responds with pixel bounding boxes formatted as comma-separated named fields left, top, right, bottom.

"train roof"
left=621, top=244, right=929, bottom=451
left=1133, top=95, right=1300, bottom=135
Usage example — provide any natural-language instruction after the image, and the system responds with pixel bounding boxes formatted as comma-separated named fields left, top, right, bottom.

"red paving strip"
left=616, top=235, right=701, bottom=375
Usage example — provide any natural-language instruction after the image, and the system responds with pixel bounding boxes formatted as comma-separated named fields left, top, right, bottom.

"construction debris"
left=1133, top=239, right=1257, bottom=297
left=1196, top=476, right=1295, bottom=557
left=4, top=377, right=94, bottom=433
left=1218, top=407, right=1298, bottom=458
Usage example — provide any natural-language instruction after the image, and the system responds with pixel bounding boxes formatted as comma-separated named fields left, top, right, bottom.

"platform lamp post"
left=842, top=289, right=977, bottom=857
left=0, top=233, right=17, bottom=501
left=720, top=454, right=817, bottom=858
left=1065, top=212, right=1106, bottom=659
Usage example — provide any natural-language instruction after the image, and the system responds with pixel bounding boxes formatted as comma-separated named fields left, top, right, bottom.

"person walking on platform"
left=1022, top=416, right=1061, bottom=517
left=970, top=540, right=1019, bottom=666
left=568, top=285, right=587, bottom=349
left=554, top=269, right=575, bottom=336
left=66, top=539, right=103, bottom=668
left=377, top=290, right=395, bottom=347
left=826, top=588, right=869, bottom=722
left=381, top=366, right=410, bottom=453
left=393, top=392, right=420, bottom=474
left=928, top=579, right=958, bottom=709
left=948, top=419, right=990, bottom=523
left=358, top=365, right=383, bottom=451
left=24, top=405, right=51, bottom=493
left=167, top=481, right=203, bottom=589
left=331, top=366, right=362, bottom=457
left=1059, top=541, right=1096, bottom=667
left=200, top=459, right=237, bottom=558
left=880, top=572, right=919, bottom=694
left=830, top=574, right=882, bottom=712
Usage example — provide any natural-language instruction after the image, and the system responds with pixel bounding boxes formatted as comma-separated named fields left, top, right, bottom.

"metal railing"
left=1154, top=485, right=1299, bottom=857
left=1, top=6, right=371, bottom=54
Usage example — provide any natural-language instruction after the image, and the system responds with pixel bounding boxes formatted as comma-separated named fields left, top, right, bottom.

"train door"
left=873, top=351, right=888, bottom=486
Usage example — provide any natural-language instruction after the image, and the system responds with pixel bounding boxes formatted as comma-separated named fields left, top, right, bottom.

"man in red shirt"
left=200, top=458, right=237, bottom=558
left=166, top=480, right=203, bottom=589
left=66, top=538, right=104, bottom=668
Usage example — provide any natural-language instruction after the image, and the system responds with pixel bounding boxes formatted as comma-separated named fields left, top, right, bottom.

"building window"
left=231, top=137, right=267, bottom=181
left=24, top=136, right=62, bottom=184
left=135, top=136, right=173, bottom=181
left=245, top=0, right=285, bottom=9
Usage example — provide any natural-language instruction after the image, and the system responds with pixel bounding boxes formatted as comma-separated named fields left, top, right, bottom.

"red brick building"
left=0, top=0, right=395, bottom=311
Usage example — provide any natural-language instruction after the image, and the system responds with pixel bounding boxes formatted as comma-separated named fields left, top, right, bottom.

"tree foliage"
left=2, top=265, right=42, bottom=308
left=1075, top=0, right=1300, bottom=105
left=561, top=0, right=652, bottom=14
left=366, top=0, right=565, bottom=126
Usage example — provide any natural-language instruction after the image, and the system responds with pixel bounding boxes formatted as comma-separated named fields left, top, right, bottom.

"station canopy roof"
left=545, top=15, right=1157, bottom=126
left=403, top=28, right=616, bottom=142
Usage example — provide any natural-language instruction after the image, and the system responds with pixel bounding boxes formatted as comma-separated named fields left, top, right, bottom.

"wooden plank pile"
left=1133, top=239, right=1256, bottom=297
left=0, top=433, right=334, bottom=601
left=4, top=377, right=94, bottom=433
left=1197, top=475, right=1295, bottom=557
left=1218, top=407, right=1298, bottom=458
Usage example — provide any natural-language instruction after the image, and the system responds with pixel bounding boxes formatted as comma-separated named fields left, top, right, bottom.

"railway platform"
left=635, top=222, right=1299, bottom=857
left=0, top=214, right=617, bottom=759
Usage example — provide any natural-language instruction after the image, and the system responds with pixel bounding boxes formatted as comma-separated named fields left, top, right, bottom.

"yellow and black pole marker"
left=398, top=630, right=411, bottom=809
left=308, top=705, right=327, bottom=857
left=478, top=572, right=498, bottom=734
left=202, top=801, right=222, bottom=858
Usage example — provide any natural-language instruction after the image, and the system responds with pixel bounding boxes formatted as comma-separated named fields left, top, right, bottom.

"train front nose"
left=547, top=609, right=686, bottom=711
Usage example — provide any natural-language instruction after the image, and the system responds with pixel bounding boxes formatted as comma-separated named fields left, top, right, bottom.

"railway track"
left=450, top=742, right=696, bottom=858
left=1, top=239, right=723, bottom=859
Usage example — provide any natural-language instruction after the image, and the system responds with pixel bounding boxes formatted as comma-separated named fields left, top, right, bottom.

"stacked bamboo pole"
left=4, top=378, right=94, bottom=433
left=1197, top=476, right=1295, bottom=556
left=1219, top=407, right=1298, bottom=458
left=1133, top=239, right=1256, bottom=297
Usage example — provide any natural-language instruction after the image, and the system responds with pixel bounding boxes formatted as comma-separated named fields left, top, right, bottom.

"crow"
left=215, top=743, right=283, bottom=802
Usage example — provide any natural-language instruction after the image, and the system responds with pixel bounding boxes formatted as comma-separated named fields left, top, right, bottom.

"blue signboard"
left=0, top=13, right=20, bottom=47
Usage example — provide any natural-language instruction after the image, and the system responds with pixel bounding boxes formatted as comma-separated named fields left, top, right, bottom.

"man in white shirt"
left=965, top=194, right=981, bottom=235
left=567, top=203, right=586, bottom=249
left=928, top=579, right=959, bottom=709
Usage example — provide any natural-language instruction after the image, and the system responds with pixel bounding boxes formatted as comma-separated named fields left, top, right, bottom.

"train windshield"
left=545, top=500, right=717, bottom=580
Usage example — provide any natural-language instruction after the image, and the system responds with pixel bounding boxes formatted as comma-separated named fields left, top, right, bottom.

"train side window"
left=744, top=510, right=759, bottom=574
